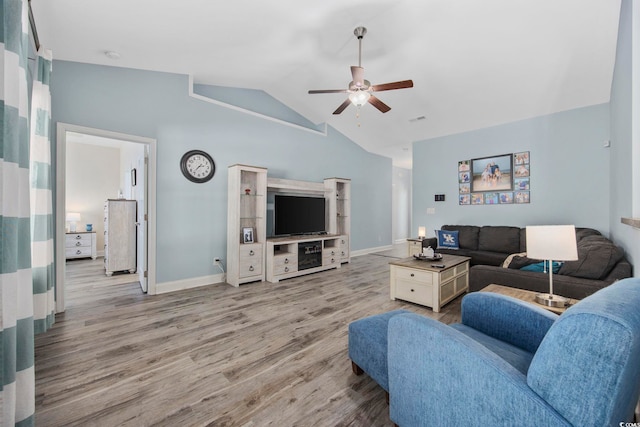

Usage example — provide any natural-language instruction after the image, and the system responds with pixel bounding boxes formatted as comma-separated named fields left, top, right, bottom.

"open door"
left=56, top=123, right=157, bottom=312
left=137, top=146, right=149, bottom=292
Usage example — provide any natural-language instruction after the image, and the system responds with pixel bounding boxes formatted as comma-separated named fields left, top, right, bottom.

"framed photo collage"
left=458, top=151, right=530, bottom=205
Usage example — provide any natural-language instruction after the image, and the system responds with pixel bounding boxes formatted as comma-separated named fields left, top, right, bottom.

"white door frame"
left=55, top=123, right=158, bottom=312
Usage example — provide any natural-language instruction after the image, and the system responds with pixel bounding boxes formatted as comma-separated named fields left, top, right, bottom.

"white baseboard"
left=156, top=273, right=226, bottom=294
left=351, top=244, right=394, bottom=257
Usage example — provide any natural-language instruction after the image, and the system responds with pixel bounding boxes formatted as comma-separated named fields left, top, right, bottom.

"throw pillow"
left=502, top=252, right=527, bottom=268
left=435, top=229, right=459, bottom=250
left=508, top=255, right=542, bottom=270
left=520, top=261, right=563, bottom=274
left=558, top=235, right=624, bottom=279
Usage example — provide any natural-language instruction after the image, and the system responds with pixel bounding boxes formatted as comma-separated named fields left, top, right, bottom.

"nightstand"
left=65, top=232, right=97, bottom=260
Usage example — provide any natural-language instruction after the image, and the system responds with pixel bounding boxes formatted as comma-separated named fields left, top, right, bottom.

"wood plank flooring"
left=35, top=248, right=462, bottom=426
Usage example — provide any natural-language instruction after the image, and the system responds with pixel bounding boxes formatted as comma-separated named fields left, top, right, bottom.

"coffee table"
left=480, top=284, right=579, bottom=314
left=389, top=254, right=471, bottom=312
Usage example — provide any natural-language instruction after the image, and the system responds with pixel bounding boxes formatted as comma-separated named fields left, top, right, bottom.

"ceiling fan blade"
left=371, top=80, right=414, bottom=92
left=308, top=89, right=349, bottom=94
left=368, top=95, right=391, bottom=113
left=333, top=98, right=351, bottom=115
left=351, top=66, right=365, bottom=87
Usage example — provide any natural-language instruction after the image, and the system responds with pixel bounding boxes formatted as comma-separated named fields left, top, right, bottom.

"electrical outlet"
left=214, top=257, right=221, bottom=264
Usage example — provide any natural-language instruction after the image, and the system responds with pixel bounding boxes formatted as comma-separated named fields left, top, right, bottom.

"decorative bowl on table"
left=413, top=253, right=443, bottom=261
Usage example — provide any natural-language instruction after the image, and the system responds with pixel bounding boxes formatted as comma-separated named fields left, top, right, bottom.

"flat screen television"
left=274, top=195, right=326, bottom=236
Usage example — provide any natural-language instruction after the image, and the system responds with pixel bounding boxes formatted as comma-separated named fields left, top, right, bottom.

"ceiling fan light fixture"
left=349, top=90, right=371, bottom=106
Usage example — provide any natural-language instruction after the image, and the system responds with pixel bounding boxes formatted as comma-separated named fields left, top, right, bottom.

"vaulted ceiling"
left=31, top=0, right=621, bottom=168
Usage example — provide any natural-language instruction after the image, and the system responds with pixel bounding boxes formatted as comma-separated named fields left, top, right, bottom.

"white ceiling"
left=31, top=0, right=621, bottom=168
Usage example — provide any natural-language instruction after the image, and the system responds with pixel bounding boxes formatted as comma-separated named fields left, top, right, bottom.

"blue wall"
left=412, top=104, right=611, bottom=236
left=51, top=61, right=393, bottom=284
left=609, top=0, right=638, bottom=273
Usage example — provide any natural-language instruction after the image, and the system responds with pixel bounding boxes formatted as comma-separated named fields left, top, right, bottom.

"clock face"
left=180, top=150, right=215, bottom=183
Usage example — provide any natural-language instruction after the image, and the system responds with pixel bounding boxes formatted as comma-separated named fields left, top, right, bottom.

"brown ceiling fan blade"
left=368, top=95, right=391, bottom=113
left=351, top=66, right=365, bottom=86
left=309, top=89, right=349, bottom=94
left=371, top=80, right=414, bottom=92
left=333, top=98, right=351, bottom=115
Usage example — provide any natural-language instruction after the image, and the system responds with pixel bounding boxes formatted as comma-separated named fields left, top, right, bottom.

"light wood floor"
left=35, top=247, right=462, bottom=426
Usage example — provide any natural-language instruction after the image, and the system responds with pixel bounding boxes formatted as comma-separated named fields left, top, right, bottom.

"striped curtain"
left=1, top=0, right=36, bottom=425
left=30, top=47, right=54, bottom=334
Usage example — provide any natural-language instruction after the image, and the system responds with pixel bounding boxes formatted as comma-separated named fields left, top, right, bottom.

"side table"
left=406, top=238, right=424, bottom=256
left=480, top=284, right=579, bottom=314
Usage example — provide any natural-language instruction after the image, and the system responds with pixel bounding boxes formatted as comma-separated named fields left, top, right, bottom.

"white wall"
left=66, top=141, right=120, bottom=254
left=392, top=166, right=411, bottom=242
left=609, top=0, right=639, bottom=274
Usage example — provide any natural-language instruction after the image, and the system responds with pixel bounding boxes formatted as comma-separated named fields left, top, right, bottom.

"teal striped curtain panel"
left=1, top=0, right=36, bottom=425
left=30, top=47, right=55, bottom=334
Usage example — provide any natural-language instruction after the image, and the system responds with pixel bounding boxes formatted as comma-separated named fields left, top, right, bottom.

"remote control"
left=431, top=264, right=445, bottom=268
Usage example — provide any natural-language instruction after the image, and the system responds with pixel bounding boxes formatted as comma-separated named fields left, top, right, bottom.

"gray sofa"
left=422, top=225, right=632, bottom=300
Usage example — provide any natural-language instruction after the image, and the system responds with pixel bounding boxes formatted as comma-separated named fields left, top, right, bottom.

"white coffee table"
left=389, top=254, right=471, bottom=312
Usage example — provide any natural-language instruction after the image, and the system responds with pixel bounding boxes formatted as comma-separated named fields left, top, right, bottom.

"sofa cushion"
left=467, top=250, right=509, bottom=267
left=558, top=235, right=625, bottom=280
left=478, top=226, right=521, bottom=254
left=575, top=227, right=601, bottom=241
left=519, top=229, right=527, bottom=252
left=442, top=225, right=479, bottom=250
left=451, top=323, right=535, bottom=375
left=436, top=229, right=459, bottom=250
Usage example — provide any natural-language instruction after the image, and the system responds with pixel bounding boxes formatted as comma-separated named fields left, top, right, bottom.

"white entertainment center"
left=226, top=164, right=351, bottom=287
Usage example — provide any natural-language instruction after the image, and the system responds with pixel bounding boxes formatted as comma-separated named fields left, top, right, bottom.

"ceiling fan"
left=308, top=26, right=414, bottom=115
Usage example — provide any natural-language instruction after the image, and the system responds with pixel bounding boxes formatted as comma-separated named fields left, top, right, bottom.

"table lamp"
left=418, top=226, right=426, bottom=239
left=525, top=225, right=578, bottom=308
left=66, top=212, right=81, bottom=232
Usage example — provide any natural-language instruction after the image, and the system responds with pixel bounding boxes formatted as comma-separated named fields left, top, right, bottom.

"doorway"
left=55, top=123, right=157, bottom=313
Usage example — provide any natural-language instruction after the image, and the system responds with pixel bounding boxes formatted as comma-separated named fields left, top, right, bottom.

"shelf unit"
left=227, top=167, right=351, bottom=286
left=227, top=165, right=267, bottom=286
left=324, top=178, right=351, bottom=263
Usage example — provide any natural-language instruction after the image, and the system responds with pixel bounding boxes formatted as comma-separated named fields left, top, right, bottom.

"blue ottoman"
left=348, top=309, right=410, bottom=392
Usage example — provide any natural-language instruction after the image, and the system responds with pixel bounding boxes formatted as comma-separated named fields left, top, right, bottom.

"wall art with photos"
left=458, top=151, right=530, bottom=205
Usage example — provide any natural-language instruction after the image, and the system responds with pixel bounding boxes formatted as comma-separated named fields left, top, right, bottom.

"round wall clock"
left=180, top=150, right=216, bottom=183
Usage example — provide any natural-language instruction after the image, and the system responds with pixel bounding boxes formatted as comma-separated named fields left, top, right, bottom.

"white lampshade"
left=66, top=212, right=81, bottom=222
left=526, top=225, right=578, bottom=261
left=66, top=212, right=81, bottom=232
left=418, top=226, right=426, bottom=239
left=349, top=90, right=371, bottom=106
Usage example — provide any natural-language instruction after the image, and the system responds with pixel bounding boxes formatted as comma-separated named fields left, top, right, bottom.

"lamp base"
left=534, top=293, right=569, bottom=308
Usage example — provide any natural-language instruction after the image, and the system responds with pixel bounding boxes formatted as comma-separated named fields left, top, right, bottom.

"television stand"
left=266, top=234, right=349, bottom=283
